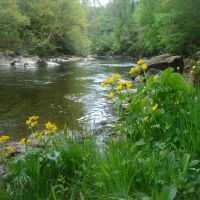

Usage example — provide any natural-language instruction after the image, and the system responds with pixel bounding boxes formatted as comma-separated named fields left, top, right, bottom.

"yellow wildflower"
left=111, top=73, right=121, bottom=79
left=45, top=122, right=57, bottom=131
left=129, top=67, right=135, bottom=74
left=142, top=64, right=147, bottom=71
left=100, top=82, right=105, bottom=87
left=125, top=81, right=132, bottom=88
left=134, top=66, right=140, bottom=71
left=116, top=84, right=122, bottom=91
left=192, top=65, right=196, bottom=70
left=197, top=60, right=200, bottom=64
left=0, top=135, right=10, bottom=142
left=152, top=103, right=158, bottom=111
left=177, top=67, right=180, bottom=70
left=117, top=80, right=123, bottom=85
left=4, top=146, right=16, bottom=152
left=137, top=59, right=143, bottom=65
left=19, top=138, right=31, bottom=145
left=104, top=77, right=113, bottom=84
left=19, top=138, right=25, bottom=145
left=190, top=70, right=194, bottom=74
left=26, top=115, right=39, bottom=127
left=108, top=92, right=114, bottom=98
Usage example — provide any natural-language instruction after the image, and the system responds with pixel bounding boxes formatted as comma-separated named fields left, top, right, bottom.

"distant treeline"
left=88, top=0, right=200, bottom=56
left=0, top=0, right=90, bottom=56
left=0, top=0, right=199, bottom=57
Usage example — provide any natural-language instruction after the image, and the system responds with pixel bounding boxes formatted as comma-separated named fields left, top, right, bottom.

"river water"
left=0, top=58, right=134, bottom=140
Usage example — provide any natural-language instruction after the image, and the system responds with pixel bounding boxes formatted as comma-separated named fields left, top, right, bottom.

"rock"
left=0, top=50, right=15, bottom=66
left=46, top=61, right=60, bottom=67
left=10, top=56, right=39, bottom=68
left=0, top=51, right=4, bottom=59
left=83, top=57, right=95, bottom=62
left=4, top=50, right=16, bottom=57
left=145, top=54, right=184, bottom=74
left=184, top=58, right=196, bottom=71
left=48, top=58, right=67, bottom=63
left=0, top=59, right=11, bottom=66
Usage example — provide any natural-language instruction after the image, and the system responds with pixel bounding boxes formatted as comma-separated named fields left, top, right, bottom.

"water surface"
left=0, top=58, right=134, bottom=140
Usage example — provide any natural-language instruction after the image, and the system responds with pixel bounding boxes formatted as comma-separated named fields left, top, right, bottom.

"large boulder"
left=145, top=54, right=184, bottom=74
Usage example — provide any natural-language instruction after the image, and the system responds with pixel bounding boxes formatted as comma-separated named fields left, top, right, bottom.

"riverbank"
left=1, top=60, right=200, bottom=199
left=0, top=50, right=96, bottom=69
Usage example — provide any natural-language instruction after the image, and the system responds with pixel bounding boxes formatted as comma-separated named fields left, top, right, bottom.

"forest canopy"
left=0, top=0, right=199, bottom=57
left=88, top=0, right=200, bottom=56
left=0, top=0, right=90, bottom=56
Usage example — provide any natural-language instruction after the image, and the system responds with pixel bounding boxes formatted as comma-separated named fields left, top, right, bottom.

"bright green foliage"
left=88, top=0, right=136, bottom=55
left=0, top=0, right=29, bottom=50
left=134, top=0, right=200, bottom=55
left=0, top=0, right=90, bottom=56
left=123, top=68, right=196, bottom=148
left=88, top=0, right=200, bottom=56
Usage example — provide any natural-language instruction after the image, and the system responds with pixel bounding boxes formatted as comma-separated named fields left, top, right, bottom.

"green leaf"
left=168, top=186, right=177, bottom=200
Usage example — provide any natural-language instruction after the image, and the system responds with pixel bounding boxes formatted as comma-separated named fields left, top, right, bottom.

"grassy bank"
left=0, top=60, right=200, bottom=200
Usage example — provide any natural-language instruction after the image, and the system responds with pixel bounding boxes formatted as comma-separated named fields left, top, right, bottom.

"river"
left=0, top=58, right=134, bottom=140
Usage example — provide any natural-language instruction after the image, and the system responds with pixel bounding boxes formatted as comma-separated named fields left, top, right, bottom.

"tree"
left=0, top=0, right=29, bottom=50
left=0, top=0, right=90, bottom=56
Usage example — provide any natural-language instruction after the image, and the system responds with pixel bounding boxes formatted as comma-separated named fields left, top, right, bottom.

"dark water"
left=0, top=58, right=134, bottom=140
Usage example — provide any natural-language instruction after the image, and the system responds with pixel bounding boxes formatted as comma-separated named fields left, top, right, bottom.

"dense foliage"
left=0, top=0, right=90, bottom=56
left=0, top=0, right=199, bottom=56
left=89, top=0, right=200, bottom=56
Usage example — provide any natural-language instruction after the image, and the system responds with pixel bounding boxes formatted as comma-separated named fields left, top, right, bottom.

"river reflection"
left=0, top=58, right=134, bottom=140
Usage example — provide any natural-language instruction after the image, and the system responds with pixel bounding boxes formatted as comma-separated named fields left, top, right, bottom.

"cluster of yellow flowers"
left=0, top=136, right=17, bottom=158
left=116, top=80, right=132, bottom=91
left=21, top=117, right=58, bottom=145
left=26, top=115, right=39, bottom=127
left=1, top=146, right=17, bottom=158
left=0, top=135, right=10, bottom=142
left=129, top=59, right=147, bottom=74
left=45, top=122, right=57, bottom=131
left=100, top=72, right=134, bottom=99
left=111, top=73, right=121, bottom=79
left=101, top=73, right=121, bottom=87
left=19, top=138, right=31, bottom=145
left=4, top=146, right=16, bottom=152
left=45, top=121, right=58, bottom=136
left=129, top=66, right=139, bottom=74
